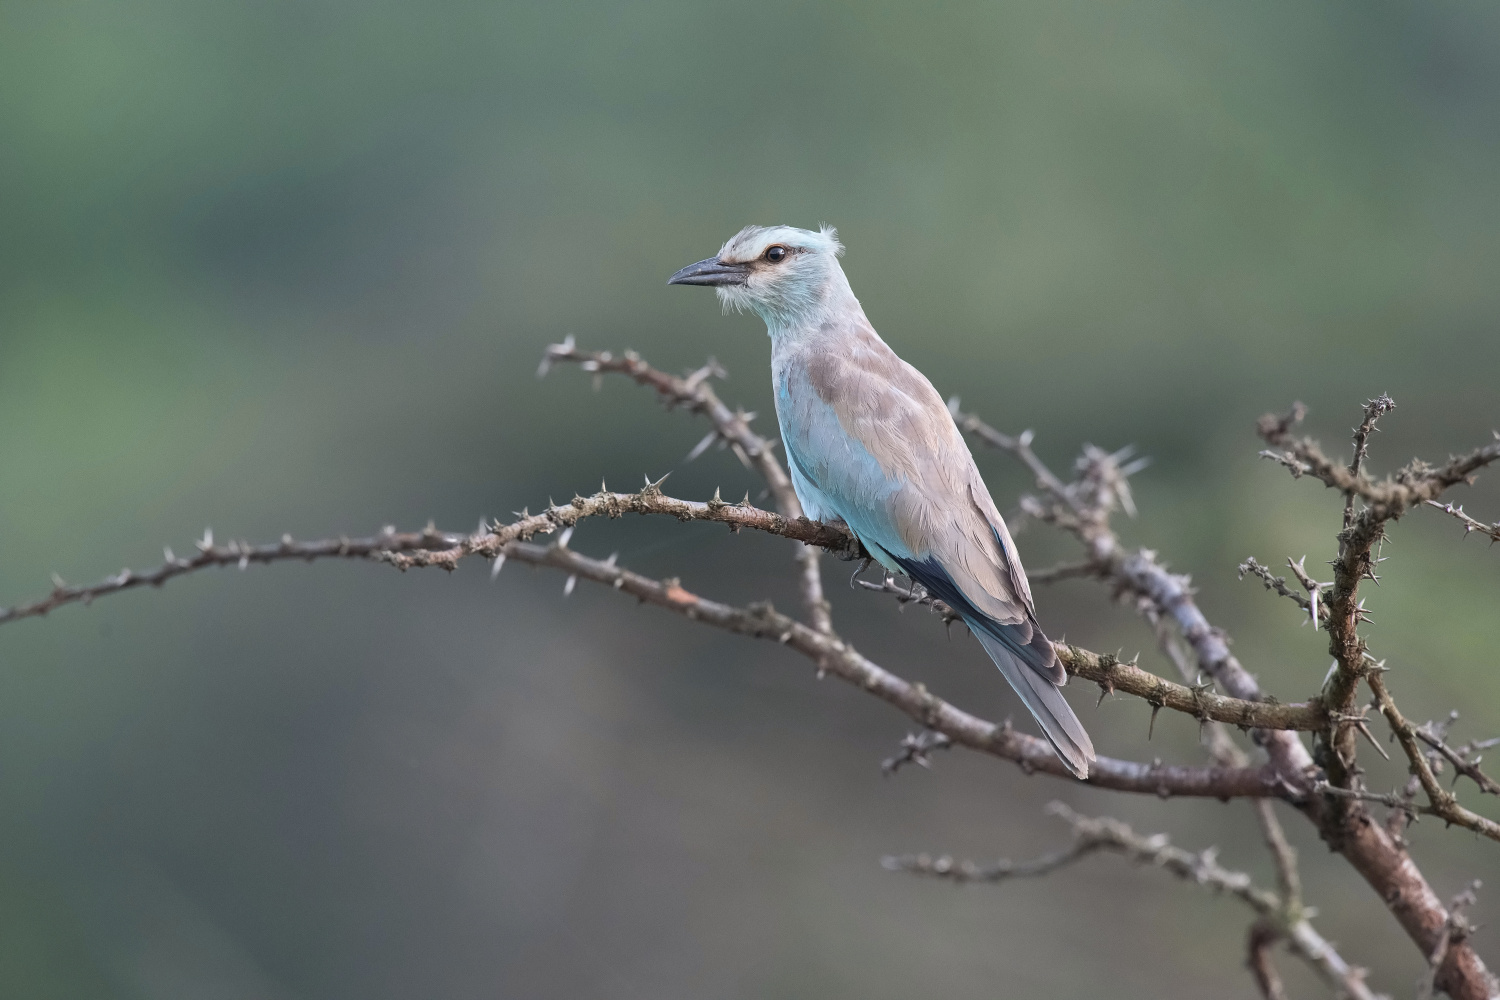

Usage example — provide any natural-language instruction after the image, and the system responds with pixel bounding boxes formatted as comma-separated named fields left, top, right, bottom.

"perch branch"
left=2, top=492, right=1325, bottom=734
left=493, top=539, right=1283, bottom=798
left=0, top=514, right=1286, bottom=800
left=851, top=574, right=1325, bottom=730
left=541, top=340, right=835, bottom=634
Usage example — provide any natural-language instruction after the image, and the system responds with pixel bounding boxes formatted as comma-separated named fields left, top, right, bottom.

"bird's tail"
left=970, top=622, right=1095, bottom=779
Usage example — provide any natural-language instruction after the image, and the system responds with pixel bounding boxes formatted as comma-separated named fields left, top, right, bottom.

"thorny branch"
left=1368, top=673, right=1500, bottom=843
left=881, top=729, right=955, bottom=775
left=1425, top=501, right=1500, bottom=545
left=1254, top=400, right=1500, bottom=998
left=0, top=504, right=1284, bottom=797
left=851, top=572, right=1327, bottom=731
left=1420, top=884, right=1486, bottom=1000
left=540, top=338, right=834, bottom=635
left=958, top=397, right=1499, bottom=998
left=1238, top=556, right=1331, bottom=629
left=483, top=538, right=1285, bottom=798
left=5, top=343, right=1497, bottom=998
left=1414, top=716, right=1500, bottom=798
left=1256, top=399, right=1499, bottom=785
left=1247, top=921, right=1291, bottom=1000
left=886, top=803, right=1384, bottom=1000
left=952, top=404, right=1318, bottom=788
left=0, top=487, right=856, bottom=627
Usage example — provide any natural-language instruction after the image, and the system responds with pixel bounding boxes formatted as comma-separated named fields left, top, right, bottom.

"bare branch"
left=1260, top=401, right=1500, bottom=862
left=853, top=574, right=1328, bottom=731
left=855, top=574, right=959, bottom=622
left=1256, top=402, right=1500, bottom=518
left=1415, top=721, right=1500, bottom=798
left=1057, top=643, right=1327, bottom=734
left=12, top=348, right=1496, bottom=998
left=1238, top=555, right=1331, bottom=628
left=1369, top=673, right=1500, bottom=843
left=886, top=803, right=1276, bottom=909
left=961, top=401, right=1500, bottom=997
left=1, top=494, right=1325, bottom=744
left=1312, top=780, right=1417, bottom=812
left=543, top=340, right=835, bottom=634
left=881, top=730, right=953, bottom=775
left=1024, top=559, right=1100, bottom=586
left=1424, top=500, right=1500, bottom=545
left=0, top=486, right=857, bottom=627
left=1247, top=921, right=1290, bottom=1000
left=1417, top=882, right=1485, bottom=1000
left=1346, top=395, right=1398, bottom=529
left=1254, top=800, right=1302, bottom=913
left=1, top=510, right=1286, bottom=800
left=1253, top=397, right=1500, bottom=992
left=0, top=526, right=457, bottom=627
left=889, top=803, right=1384, bottom=1000
left=955, top=406, right=1317, bottom=790
left=498, top=540, right=1284, bottom=798
left=947, top=402, right=1075, bottom=507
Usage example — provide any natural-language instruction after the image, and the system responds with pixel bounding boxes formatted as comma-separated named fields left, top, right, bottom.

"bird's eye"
left=765, top=245, right=788, bottom=263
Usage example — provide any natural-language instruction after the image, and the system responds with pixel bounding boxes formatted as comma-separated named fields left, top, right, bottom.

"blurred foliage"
left=1, top=1, right=1498, bottom=997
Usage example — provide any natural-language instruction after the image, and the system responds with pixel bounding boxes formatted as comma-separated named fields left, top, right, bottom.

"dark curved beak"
left=667, top=257, right=749, bottom=287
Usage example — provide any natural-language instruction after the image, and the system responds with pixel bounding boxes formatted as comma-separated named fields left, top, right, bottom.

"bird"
left=668, top=224, right=1095, bottom=778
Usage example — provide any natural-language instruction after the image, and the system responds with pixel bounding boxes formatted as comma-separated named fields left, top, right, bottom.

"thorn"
left=1356, top=720, right=1390, bottom=760
left=490, top=554, right=506, bottom=580
left=198, top=528, right=214, bottom=551
left=556, top=526, right=574, bottom=548
left=1149, top=703, right=1161, bottom=740
left=563, top=574, right=577, bottom=596
left=685, top=430, right=718, bottom=463
left=50, top=572, right=66, bottom=591
left=163, top=547, right=176, bottom=565
left=946, top=395, right=961, bottom=417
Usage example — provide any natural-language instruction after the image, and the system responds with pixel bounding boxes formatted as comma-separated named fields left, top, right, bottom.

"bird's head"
left=668, top=224, right=848, bottom=329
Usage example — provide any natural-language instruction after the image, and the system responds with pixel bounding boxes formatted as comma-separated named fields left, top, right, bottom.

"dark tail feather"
left=972, top=623, right=1095, bottom=779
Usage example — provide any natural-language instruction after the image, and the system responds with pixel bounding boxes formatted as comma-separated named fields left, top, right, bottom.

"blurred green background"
left=2, top=1, right=1498, bottom=996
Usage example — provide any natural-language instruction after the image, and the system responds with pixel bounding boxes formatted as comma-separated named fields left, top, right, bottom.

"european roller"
left=669, top=224, right=1095, bottom=778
